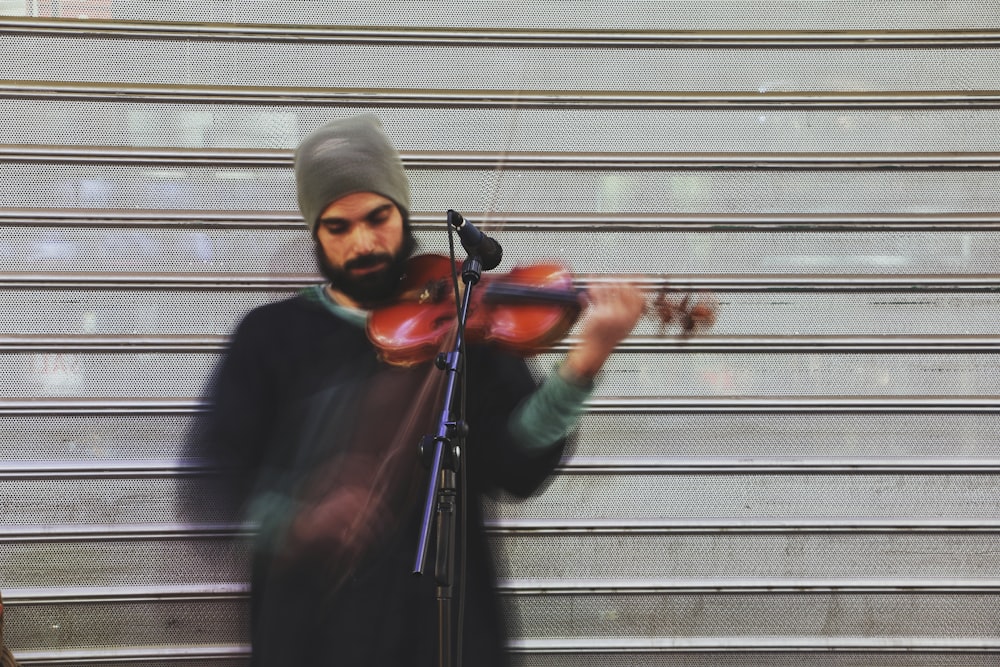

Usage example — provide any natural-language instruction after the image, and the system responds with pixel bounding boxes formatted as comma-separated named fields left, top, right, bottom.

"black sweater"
left=193, top=292, right=565, bottom=666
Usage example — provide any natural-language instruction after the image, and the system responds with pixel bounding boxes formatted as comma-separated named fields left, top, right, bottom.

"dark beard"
left=314, top=230, right=417, bottom=308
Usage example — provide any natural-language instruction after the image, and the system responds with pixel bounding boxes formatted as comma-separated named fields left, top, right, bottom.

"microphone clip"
left=448, top=209, right=503, bottom=271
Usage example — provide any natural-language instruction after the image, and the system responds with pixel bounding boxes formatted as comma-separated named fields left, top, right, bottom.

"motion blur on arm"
left=563, top=282, right=646, bottom=384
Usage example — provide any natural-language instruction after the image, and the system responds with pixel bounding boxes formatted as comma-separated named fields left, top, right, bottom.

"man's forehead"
left=319, top=192, right=395, bottom=219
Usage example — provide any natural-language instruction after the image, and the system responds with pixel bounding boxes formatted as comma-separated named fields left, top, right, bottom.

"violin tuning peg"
left=651, top=287, right=678, bottom=328
left=685, top=293, right=718, bottom=331
left=652, top=285, right=718, bottom=336
left=689, top=304, right=716, bottom=327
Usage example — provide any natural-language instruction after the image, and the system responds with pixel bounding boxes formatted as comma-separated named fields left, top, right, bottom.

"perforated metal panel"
left=0, top=477, right=241, bottom=526
left=0, top=414, right=197, bottom=460
left=0, top=538, right=251, bottom=589
left=526, top=352, right=1000, bottom=397
left=0, top=352, right=216, bottom=398
left=5, top=410, right=1000, bottom=465
left=8, top=100, right=1000, bottom=154
left=5, top=35, right=1000, bottom=92
left=1, top=290, right=293, bottom=337
left=570, top=412, right=1000, bottom=458
left=490, top=532, right=1000, bottom=581
left=6, top=598, right=248, bottom=652
left=488, top=473, right=1000, bottom=521
left=7, top=163, right=1000, bottom=216
left=503, top=592, right=1000, bottom=640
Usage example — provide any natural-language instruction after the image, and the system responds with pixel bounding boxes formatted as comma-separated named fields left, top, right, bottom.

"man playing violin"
left=194, top=114, right=644, bottom=666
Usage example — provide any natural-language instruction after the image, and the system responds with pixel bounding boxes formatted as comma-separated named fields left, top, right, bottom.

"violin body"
left=367, top=254, right=583, bottom=366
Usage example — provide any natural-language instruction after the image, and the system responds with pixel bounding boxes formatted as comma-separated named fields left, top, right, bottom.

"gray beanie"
left=294, top=114, right=411, bottom=235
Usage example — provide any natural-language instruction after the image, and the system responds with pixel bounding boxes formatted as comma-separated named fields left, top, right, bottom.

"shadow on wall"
left=0, top=593, right=20, bottom=667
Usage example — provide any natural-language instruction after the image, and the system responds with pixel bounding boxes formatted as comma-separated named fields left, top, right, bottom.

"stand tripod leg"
left=435, top=468, right=457, bottom=667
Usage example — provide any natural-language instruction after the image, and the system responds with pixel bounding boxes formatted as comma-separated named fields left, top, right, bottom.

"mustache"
left=344, top=253, right=394, bottom=271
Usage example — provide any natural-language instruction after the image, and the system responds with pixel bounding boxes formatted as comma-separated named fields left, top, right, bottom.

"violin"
left=367, top=254, right=716, bottom=366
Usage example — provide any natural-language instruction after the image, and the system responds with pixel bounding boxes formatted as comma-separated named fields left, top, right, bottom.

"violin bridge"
left=417, top=277, right=451, bottom=304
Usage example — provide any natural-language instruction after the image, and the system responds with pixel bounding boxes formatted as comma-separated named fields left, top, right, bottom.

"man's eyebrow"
left=318, top=204, right=393, bottom=225
left=366, top=204, right=394, bottom=217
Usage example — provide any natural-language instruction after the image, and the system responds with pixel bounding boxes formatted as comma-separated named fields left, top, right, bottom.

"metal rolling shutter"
left=1, top=1, right=998, bottom=664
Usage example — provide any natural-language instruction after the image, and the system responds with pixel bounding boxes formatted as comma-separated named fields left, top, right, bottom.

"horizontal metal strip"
left=556, top=336, right=1000, bottom=353
left=15, top=645, right=1000, bottom=666
left=3, top=518, right=996, bottom=541
left=508, top=637, right=1000, bottom=653
left=0, top=207, right=305, bottom=229
left=5, top=334, right=1000, bottom=354
left=0, top=523, right=248, bottom=541
left=13, top=645, right=250, bottom=666
left=1, top=396, right=998, bottom=416
left=0, top=80, right=1000, bottom=110
left=0, top=274, right=313, bottom=290
left=3, top=584, right=249, bottom=604
left=2, top=456, right=998, bottom=479
left=556, top=456, right=1000, bottom=474
left=7, top=208, right=1000, bottom=232
left=3, top=18, right=1000, bottom=47
left=9, top=642, right=997, bottom=664
left=450, top=214, right=1000, bottom=232
left=0, top=335, right=226, bottom=352
left=0, top=462, right=208, bottom=480
left=497, top=578, right=1000, bottom=594
left=414, top=152, right=1000, bottom=171
left=589, top=397, right=1000, bottom=413
left=4, top=81, right=1000, bottom=109
left=6, top=580, right=999, bottom=605
left=0, top=144, right=289, bottom=166
left=4, top=144, right=1000, bottom=170
left=0, top=398, right=205, bottom=415
left=3, top=274, right=1000, bottom=292
left=486, top=518, right=1000, bottom=534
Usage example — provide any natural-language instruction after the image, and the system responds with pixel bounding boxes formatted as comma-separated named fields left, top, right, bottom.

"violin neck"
left=482, top=282, right=584, bottom=308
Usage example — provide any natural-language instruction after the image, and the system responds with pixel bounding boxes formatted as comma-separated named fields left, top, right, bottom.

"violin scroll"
left=651, top=288, right=718, bottom=337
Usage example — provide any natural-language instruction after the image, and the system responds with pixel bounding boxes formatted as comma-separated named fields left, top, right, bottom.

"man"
left=195, top=114, right=644, bottom=665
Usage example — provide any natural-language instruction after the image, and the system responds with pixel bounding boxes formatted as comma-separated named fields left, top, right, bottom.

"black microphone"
left=447, top=210, right=503, bottom=270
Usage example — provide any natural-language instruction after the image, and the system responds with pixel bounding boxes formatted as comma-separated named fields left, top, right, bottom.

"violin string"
left=482, top=88, right=525, bottom=231
left=454, top=83, right=525, bottom=667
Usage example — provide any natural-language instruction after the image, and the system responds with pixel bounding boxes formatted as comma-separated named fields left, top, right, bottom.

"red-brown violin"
left=367, top=254, right=716, bottom=366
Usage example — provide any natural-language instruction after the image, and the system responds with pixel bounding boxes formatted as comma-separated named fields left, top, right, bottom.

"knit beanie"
left=294, top=114, right=411, bottom=235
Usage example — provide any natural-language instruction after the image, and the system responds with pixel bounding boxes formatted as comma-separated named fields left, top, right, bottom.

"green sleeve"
left=507, top=365, right=592, bottom=453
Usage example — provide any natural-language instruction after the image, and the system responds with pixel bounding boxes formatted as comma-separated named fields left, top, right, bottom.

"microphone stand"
left=413, top=251, right=487, bottom=667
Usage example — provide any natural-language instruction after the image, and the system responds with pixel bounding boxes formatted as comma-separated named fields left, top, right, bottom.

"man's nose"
left=350, top=224, right=377, bottom=253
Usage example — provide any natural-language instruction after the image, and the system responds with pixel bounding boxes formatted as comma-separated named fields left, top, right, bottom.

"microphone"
left=448, top=210, right=503, bottom=271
